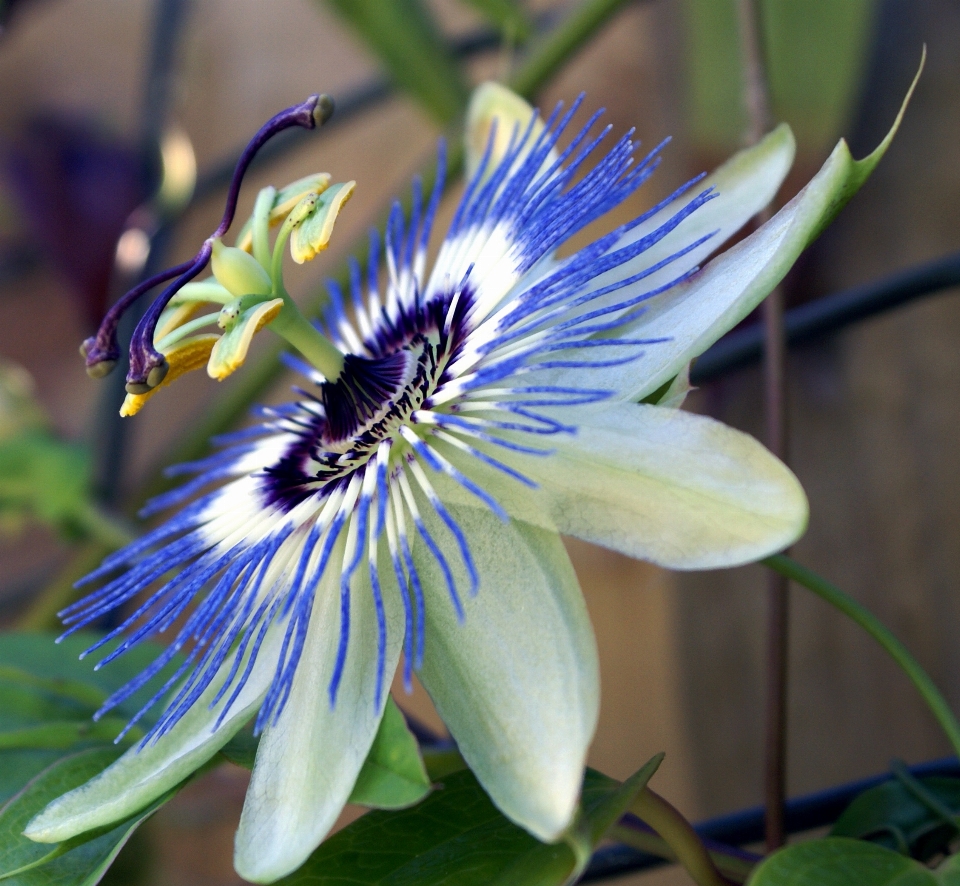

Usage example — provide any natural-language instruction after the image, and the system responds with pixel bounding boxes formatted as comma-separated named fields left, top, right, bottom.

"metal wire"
left=580, top=756, right=960, bottom=881
left=691, top=250, right=960, bottom=384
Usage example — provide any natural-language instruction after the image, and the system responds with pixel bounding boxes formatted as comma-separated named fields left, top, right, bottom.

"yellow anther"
left=119, top=335, right=219, bottom=417
left=208, top=298, right=284, bottom=381
left=290, top=181, right=355, bottom=265
left=235, top=174, right=333, bottom=254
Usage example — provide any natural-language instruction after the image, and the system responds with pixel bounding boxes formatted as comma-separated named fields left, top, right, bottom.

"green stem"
left=270, top=299, right=344, bottom=380
left=74, top=500, right=136, bottom=550
left=764, top=554, right=960, bottom=760
left=509, top=0, right=635, bottom=98
left=630, top=789, right=731, bottom=886
left=252, top=186, right=275, bottom=268
left=609, top=821, right=754, bottom=884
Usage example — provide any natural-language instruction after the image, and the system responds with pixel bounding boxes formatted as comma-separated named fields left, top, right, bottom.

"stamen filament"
left=155, top=312, right=223, bottom=351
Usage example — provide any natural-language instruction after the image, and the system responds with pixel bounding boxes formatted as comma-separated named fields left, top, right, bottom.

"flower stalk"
left=763, top=554, right=960, bottom=760
left=630, top=788, right=732, bottom=886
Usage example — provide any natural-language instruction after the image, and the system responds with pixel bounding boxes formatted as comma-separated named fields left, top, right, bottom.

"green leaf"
left=321, top=0, right=470, bottom=124
left=747, top=838, right=937, bottom=886
left=489, top=756, right=663, bottom=886
left=683, top=0, right=878, bottom=153
left=0, top=747, right=165, bottom=886
left=457, top=0, right=532, bottom=41
left=0, top=631, right=193, bottom=857
left=831, top=776, right=960, bottom=861
left=276, top=760, right=661, bottom=886
left=0, top=720, right=133, bottom=752
left=217, top=726, right=259, bottom=770
left=347, top=698, right=431, bottom=810
left=0, top=683, right=93, bottom=732
left=0, top=752, right=64, bottom=807
left=0, top=667, right=108, bottom=712
left=0, top=747, right=124, bottom=878
left=0, top=632, right=183, bottom=726
left=0, top=432, right=89, bottom=536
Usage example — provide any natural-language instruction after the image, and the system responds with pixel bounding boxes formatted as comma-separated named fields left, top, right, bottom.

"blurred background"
left=0, top=0, right=958, bottom=883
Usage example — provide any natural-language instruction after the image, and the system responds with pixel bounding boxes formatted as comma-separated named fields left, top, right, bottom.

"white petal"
left=234, top=536, right=405, bottom=883
left=585, top=122, right=795, bottom=303
left=429, top=401, right=807, bottom=570
left=25, top=631, right=282, bottom=843
left=412, top=500, right=599, bottom=842
left=533, top=104, right=913, bottom=401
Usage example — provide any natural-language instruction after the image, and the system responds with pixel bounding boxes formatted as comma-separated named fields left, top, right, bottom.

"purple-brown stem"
left=85, top=94, right=334, bottom=388
left=81, top=258, right=196, bottom=374
left=735, top=0, right=791, bottom=854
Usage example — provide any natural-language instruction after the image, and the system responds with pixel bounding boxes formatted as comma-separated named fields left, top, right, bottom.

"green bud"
left=210, top=238, right=273, bottom=298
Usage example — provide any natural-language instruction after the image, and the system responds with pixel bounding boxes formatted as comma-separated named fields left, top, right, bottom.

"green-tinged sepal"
left=220, top=697, right=431, bottom=812
left=586, top=52, right=924, bottom=405
left=804, top=46, right=924, bottom=247
left=347, top=698, right=431, bottom=810
left=24, top=631, right=282, bottom=844
left=208, top=297, right=284, bottom=381
left=289, top=181, right=356, bottom=265
left=211, top=238, right=273, bottom=297
left=413, top=503, right=599, bottom=844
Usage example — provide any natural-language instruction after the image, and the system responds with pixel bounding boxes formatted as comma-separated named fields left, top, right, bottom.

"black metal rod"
left=692, top=250, right=960, bottom=384
left=580, top=756, right=960, bottom=881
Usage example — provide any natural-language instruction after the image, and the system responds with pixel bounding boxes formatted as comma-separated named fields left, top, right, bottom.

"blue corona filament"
left=64, top=94, right=715, bottom=746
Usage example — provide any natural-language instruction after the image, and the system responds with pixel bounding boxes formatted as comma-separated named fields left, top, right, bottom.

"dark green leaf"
left=0, top=683, right=93, bottom=732
left=746, top=838, right=936, bottom=886
left=489, top=756, right=662, bottom=886
left=347, top=698, right=430, bottom=810
left=321, top=0, right=469, bottom=124
left=0, top=720, right=133, bottom=752
left=0, top=632, right=189, bottom=859
left=0, top=432, right=89, bottom=535
left=218, top=726, right=258, bottom=770
left=0, top=752, right=64, bottom=807
left=0, top=747, right=124, bottom=877
left=831, top=777, right=960, bottom=861
left=277, top=760, right=662, bottom=885
left=0, top=667, right=108, bottom=711
left=0, top=746, right=173, bottom=886
left=0, top=632, right=184, bottom=726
